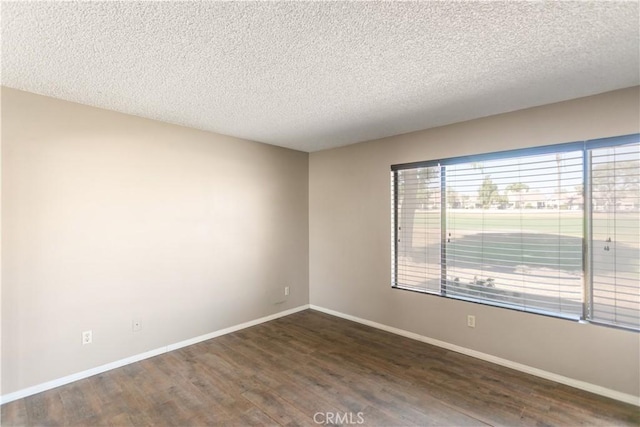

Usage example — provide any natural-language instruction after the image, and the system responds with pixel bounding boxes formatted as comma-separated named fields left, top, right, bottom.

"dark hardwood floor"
left=2, top=309, right=639, bottom=426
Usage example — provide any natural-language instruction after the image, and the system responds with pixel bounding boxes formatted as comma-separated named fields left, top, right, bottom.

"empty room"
left=1, top=1, right=639, bottom=426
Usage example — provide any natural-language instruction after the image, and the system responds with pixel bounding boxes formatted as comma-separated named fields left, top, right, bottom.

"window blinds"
left=444, top=152, right=584, bottom=318
left=391, top=134, right=640, bottom=330
left=393, top=166, right=441, bottom=293
left=590, top=143, right=640, bottom=329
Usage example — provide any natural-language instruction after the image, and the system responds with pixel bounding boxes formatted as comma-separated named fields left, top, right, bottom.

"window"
left=391, top=134, right=639, bottom=330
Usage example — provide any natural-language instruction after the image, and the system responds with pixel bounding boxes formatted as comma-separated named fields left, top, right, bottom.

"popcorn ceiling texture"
left=2, top=1, right=638, bottom=152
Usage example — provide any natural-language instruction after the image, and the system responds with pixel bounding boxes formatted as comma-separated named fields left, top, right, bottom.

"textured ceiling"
left=2, top=1, right=639, bottom=152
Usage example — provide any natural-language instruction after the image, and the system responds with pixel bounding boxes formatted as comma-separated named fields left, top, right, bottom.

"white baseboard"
left=309, top=304, right=640, bottom=407
left=0, top=304, right=310, bottom=405
left=4, top=303, right=637, bottom=407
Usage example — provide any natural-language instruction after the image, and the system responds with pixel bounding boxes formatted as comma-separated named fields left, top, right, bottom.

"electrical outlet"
left=132, top=319, right=142, bottom=332
left=284, top=286, right=290, bottom=296
left=467, top=315, right=476, bottom=328
left=82, top=330, right=92, bottom=345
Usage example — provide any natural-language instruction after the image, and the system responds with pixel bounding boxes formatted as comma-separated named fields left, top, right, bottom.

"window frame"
left=391, top=133, right=640, bottom=331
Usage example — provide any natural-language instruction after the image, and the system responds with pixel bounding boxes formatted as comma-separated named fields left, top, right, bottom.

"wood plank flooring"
left=2, top=309, right=639, bottom=426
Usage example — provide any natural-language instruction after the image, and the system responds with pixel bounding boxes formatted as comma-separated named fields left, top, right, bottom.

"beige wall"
left=3, top=85, right=639, bottom=399
left=1, top=88, right=309, bottom=394
left=309, top=86, right=640, bottom=397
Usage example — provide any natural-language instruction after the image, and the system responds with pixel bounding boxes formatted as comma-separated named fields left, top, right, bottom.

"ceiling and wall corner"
left=1, top=1, right=639, bottom=152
